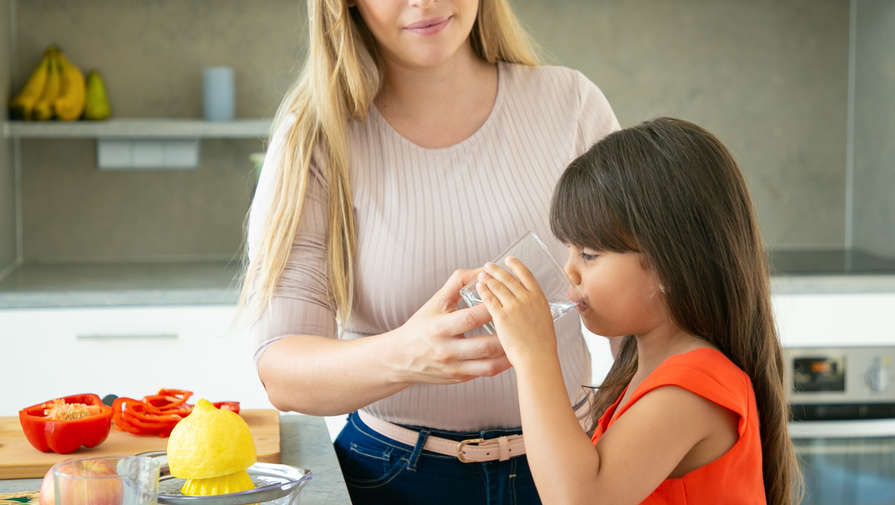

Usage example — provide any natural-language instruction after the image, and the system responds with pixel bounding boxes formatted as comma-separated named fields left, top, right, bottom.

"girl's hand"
left=475, top=257, right=559, bottom=367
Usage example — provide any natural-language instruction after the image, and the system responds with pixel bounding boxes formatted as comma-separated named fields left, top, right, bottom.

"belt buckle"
left=456, top=437, right=485, bottom=463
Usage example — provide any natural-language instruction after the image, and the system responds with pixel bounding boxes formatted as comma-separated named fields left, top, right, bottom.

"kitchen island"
left=0, top=414, right=352, bottom=505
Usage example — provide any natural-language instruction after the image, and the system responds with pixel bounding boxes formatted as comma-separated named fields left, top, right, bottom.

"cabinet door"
left=0, top=306, right=272, bottom=415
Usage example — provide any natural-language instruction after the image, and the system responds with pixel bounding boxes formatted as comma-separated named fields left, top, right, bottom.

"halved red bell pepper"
left=19, top=394, right=113, bottom=454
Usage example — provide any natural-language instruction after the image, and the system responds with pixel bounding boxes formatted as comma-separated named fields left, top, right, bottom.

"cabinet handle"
left=76, top=333, right=179, bottom=341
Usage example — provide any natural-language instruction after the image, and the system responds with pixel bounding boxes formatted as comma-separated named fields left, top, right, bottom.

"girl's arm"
left=477, top=260, right=735, bottom=505
left=515, top=356, right=734, bottom=504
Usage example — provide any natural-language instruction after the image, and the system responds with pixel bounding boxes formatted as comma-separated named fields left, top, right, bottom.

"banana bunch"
left=9, top=46, right=89, bottom=121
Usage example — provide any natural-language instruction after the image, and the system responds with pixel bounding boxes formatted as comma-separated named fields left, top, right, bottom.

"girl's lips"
left=405, top=16, right=451, bottom=35
left=576, top=301, right=589, bottom=313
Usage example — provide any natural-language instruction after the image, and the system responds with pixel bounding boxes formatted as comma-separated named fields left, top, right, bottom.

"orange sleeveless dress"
left=590, top=348, right=766, bottom=504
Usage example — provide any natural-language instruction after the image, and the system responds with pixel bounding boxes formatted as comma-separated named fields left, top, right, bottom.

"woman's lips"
left=405, top=16, right=451, bottom=35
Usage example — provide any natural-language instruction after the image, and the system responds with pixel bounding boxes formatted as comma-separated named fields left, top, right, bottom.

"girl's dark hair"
left=550, top=118, right=801, bottom=505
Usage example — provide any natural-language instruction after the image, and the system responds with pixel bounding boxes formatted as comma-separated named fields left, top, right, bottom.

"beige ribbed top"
left=248, top=62, right=619, bottom=431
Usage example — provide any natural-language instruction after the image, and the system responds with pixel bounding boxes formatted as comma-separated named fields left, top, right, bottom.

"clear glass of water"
left=460, top=231, right=579, bottom=334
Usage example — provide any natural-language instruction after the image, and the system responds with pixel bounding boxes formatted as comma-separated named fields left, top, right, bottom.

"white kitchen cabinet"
left=0, top=305, right=272, bottom=415
left=772, top=292, right=895, bottom=347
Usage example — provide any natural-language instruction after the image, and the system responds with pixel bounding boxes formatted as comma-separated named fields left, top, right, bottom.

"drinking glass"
left=53, top=455, right=160, bottom=505
left=460, top=231, right=578, bottom=334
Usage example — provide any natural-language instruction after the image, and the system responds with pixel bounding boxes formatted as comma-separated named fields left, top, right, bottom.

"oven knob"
left=866, top=358, right=889, bottom=392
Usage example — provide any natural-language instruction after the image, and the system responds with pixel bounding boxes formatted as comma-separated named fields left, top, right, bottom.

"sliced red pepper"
left=19, top=394, right=113, bottom=454
left=116, top=398, right=179, bottom=436
left=126, top=401, right=183, bottom=424
left=143, top=390, right=192, bottom=412
left=112, top=397, right=146, bottom=435
left=109, top=389, right=240, bottom=438
left=145, top=403, right=194, bottom=417
left=212, top=401, right=240, bottom=414
left=156, top=388, right=193, bottom=401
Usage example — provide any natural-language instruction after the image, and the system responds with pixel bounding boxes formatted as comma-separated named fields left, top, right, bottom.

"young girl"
left=476, top=118, right=802, bottom=505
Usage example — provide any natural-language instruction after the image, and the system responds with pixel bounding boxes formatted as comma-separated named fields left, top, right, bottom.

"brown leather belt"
left=358, top=397, right=591, bottom=463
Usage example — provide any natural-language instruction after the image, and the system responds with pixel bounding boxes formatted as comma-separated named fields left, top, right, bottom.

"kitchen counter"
left=1, top=249, right=895, bottom=309
left=0, top=261, right=241, bottom=309
left=0, top=414, right=352, bottom=505
left=769, top=249, right=895, bottom=294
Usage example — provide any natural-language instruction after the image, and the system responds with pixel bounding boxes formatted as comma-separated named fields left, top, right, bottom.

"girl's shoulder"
left=639, top=348, right=756, bottom=428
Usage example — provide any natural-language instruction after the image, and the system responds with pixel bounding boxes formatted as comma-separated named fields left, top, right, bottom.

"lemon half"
left=166, top=399, right=257, bottom=495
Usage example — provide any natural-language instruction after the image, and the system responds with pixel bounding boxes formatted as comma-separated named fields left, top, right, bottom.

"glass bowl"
left=138, top=451, right=311, bottom=505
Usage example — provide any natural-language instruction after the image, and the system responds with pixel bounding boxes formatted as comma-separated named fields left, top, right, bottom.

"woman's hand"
left=391, top=269, right=512, bottom=385
left=475, top=258, right=559, bottom=367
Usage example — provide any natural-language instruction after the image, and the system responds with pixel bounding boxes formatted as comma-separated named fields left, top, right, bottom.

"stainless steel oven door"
left=791, top=420, right=895, bottom=505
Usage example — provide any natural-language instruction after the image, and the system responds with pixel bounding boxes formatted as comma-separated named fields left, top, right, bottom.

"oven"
left=786, top=345, right=895, bottom=505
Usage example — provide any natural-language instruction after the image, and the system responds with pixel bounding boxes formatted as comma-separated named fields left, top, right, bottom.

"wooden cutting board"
left=0, top=409, right=280, bottom=479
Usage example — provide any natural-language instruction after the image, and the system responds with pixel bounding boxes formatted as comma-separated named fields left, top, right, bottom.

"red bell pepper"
left=19, top=394, right=113, bottom=454
left=212, top=401, right=240, bottom=413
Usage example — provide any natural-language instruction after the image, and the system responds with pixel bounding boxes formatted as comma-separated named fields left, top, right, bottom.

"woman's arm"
left=258, top=269, right=512, bottom=415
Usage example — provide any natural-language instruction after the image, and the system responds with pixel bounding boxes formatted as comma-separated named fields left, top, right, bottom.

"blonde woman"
left=243, top=0, right=619, bottom=503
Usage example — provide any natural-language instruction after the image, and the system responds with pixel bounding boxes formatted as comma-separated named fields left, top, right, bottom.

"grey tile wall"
left=853, top=0, right=895, bottom=257
left=8, top=0, right=863, bottom=263
left=0, top=0, right=14, bottom=273
left=14, top=0, right=303, bottom=262
left=520, top=0, right=849, bottom=249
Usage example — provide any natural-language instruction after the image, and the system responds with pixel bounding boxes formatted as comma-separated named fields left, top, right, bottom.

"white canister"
left=203, top=66, right=235, bottom=121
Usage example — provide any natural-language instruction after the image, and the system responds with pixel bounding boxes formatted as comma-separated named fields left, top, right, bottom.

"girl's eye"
left=579, top=251, right=599, bottom=261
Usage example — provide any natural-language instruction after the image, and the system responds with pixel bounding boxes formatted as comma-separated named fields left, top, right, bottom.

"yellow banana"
left=31, top=51, right=62, bottom=120
left=9, top=53, right=51, bottom=120
left=53, top=51, right=86, bottom=121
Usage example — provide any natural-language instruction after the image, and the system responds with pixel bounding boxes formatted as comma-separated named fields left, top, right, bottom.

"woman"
left=241, top=0, right=619, bottom=503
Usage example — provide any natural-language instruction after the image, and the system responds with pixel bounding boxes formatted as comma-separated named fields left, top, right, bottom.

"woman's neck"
left=374, top=42, right=498, bottom=148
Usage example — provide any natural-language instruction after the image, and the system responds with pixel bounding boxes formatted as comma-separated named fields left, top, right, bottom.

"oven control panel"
left=784, top=346, right=895, bottom=404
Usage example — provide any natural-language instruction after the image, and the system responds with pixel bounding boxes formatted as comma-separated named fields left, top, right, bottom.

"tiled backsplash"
left=1, top=0, right=892, bottom=267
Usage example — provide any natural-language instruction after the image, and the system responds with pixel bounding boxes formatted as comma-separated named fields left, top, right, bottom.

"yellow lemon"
left=166, top=399, right=257, bottom=495
left=180, top=469, right=254, bottom=495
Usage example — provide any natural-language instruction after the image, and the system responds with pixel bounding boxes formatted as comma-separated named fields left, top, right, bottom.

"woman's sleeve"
left=246, top=115, right=338, bottom=364
left=574, top=71, right=621, bottom=155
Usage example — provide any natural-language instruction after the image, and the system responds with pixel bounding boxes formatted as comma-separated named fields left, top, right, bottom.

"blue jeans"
left=334, top=412, right=542, bottom=505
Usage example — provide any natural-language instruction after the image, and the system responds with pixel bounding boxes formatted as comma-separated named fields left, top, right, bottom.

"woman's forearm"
left=258, top=331, right=412, bottom=415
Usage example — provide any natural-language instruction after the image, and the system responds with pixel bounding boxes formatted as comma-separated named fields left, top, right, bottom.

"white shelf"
left=3, top=118, right=272, bottom=139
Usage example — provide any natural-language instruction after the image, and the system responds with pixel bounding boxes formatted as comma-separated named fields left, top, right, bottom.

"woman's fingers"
left=436, top=268, right=482, bottom=311
left=438, top=302, right=492, bottom=336
left=451, top=335, right=506, bottom=360
left=451, top=356, right=512, bottom=379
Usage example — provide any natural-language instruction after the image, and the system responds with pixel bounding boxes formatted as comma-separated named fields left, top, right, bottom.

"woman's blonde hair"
left=240, top=0, right=540, bottom=324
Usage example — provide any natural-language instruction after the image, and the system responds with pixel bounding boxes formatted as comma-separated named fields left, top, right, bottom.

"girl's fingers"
left=481, top=273, right=515, bottom=306
left=503, top=256, right=539, bottom=292
left=476, top=278, right=502, bottom=310
left=482, top=262, right=526, bottom=296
